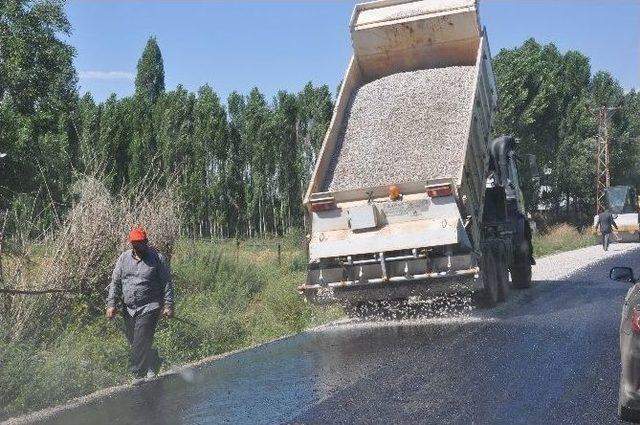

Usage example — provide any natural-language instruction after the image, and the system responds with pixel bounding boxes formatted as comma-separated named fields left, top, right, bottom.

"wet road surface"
left=23, top=246, right=640, bottom=424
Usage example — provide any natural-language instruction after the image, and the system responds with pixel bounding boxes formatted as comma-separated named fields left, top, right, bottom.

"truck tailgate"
left=309, top=214, right=469, bottom=261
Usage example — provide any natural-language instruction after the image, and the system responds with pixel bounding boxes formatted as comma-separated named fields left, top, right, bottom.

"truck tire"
left=511, top=263, right=532, bottom=289
left=511, top=217, right=533, bottom=289
left=619, top=403, right=640, bottom=423
left=480, top=250, right=499, bottom=308
left=496, top=249, right=510, bottom=302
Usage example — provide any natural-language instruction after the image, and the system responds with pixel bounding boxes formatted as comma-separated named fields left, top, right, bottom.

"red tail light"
left=632, top=308, right=640, bottom=334
left=310, top=200, right=336, bottom=212
left=426, top=184, right=453, bottom=198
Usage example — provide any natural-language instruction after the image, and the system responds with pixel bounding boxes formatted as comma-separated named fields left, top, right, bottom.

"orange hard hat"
left=129, top=227, right=148, bottom=242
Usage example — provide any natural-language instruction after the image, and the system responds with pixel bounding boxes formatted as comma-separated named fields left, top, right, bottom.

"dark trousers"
left=123, top=308, right=161, bottom=377
left=603, top=232, right=612, bottom=251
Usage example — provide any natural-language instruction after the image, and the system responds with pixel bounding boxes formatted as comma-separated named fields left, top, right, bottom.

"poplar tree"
left=135, top=37, right=165, bottom=104
left=129, top=38, right=164, bottom=185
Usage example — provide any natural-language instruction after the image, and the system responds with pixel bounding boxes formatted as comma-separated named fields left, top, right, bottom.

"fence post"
left=236, top=239, right=240, bottom=264
left=277, top=243, right=281, bottom=267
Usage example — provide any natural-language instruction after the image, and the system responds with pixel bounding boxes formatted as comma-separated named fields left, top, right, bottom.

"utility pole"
left=594, top=106, right=619, bottom=215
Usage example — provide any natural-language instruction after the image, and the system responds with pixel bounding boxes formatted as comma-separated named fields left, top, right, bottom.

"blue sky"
left=65, top=0, right=639, bottom=103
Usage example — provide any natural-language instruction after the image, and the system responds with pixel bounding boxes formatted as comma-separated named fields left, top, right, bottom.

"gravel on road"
left=323, top=66, right=477, bottom=192
left=5, top=243, right=639, bottom=425
left=532, top=242, right=640, bottom=282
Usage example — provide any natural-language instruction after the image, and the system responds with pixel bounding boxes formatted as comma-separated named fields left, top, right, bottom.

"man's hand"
left=106, top=306, right=117, bottom=320
left=162, top=306, right=174, bottom=319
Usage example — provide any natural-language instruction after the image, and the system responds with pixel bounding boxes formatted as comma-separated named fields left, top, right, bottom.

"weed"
left=533, top=223, right=595, bottom=258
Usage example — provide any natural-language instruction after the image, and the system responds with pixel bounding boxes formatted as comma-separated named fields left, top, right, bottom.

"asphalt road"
left=16, top=245, right=640, bottom=425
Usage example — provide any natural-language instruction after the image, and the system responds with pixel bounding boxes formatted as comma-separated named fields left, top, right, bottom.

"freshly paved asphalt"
left=21, top=247, right=640, bottom=425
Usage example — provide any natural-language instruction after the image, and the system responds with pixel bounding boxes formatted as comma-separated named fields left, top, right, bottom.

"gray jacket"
left=596, top=210, right=618, bottom=234
left=107, top=247, right=175, bottom=310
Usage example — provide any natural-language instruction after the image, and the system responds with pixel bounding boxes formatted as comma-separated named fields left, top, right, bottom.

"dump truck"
left=299, top=0, right=534, bottom=308
left=593, top=186, right=640, bottom=242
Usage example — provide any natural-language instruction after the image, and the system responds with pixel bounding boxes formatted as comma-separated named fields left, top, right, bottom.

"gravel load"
left=323, top=66, right=477, bottom=192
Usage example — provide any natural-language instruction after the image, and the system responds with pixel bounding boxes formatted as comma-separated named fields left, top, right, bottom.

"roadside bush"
left=0, top=320, right=128, bottom=417
left=0, top=235, right=343, bottom=420
left=290, top=253, right=307, bottom=272
left=4, top=174, right=181, bottom=342
left=533, top=223, right=595, bottom=258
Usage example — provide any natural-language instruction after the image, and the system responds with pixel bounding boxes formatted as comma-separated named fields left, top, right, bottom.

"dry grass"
left=533, top=223, right=595, bottom=258
left=0, top=177, right=346, bottom=420
left=0, top=234, right=343, bottom=420
left=4, top=174, right=181, bottom=341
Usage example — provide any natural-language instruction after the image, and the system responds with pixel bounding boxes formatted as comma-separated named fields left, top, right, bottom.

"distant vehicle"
left=610, top=266, right=640, bottom=422
left=594, top=186, right=640, bottom=242
left=299, top=0, right=535, bottom=309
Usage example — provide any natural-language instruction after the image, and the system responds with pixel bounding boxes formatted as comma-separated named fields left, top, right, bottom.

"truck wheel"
left=511, top=263, right=532, bottom=289
left=496, top=251, right=510, bottom=302
left=480, top=251, right=499, bottom=308
left=619, top=403, right=640, bottom=422
left=512, top=218, right=533, bottom=289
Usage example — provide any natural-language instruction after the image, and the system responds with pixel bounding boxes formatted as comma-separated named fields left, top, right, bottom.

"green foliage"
left=0, top=0, right=76, bottom=114
left=0, top=0, right=78, bottom=214
left=290, top=253, right=308, bottom=272
left=97, top=95, right=134, bottom=190
left=135, top=37, right=165, bottom=104
left=494, top=39, right=640, bottom=222
left=0, top=238, right=342, bottom=419
left=0, top=320, right=128, bottom=417
left=532, top=223, right=595, bottom=258
left=1, top=9, right=334, bottom=238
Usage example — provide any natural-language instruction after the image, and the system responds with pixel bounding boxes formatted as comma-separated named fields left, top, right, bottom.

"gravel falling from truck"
left=323, top=66, right=477, bottom=192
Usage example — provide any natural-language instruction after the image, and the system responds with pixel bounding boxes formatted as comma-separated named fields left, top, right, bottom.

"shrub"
left=5, top=175, right=180, bottom=342
left=533, top=223, right=595, bottom=258
left=0, top=235, right=343, bottom=420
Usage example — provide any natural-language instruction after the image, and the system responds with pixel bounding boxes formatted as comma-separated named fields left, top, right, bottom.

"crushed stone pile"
left=323, top=66, right=476, bottom=192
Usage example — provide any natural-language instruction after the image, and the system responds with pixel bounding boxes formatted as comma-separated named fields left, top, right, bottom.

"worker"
left=595, top=208, right=618, bottom=251
left=106, top=227, right=174, bottom=384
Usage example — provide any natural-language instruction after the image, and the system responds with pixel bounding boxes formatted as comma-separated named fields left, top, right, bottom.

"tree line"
left=493, top=39, right=640, bottom=225
left=1, top=0, right=639, bottom=238
left=1, top=1, right=332, bottom=238
left=74, top=37, right=333, bottom=238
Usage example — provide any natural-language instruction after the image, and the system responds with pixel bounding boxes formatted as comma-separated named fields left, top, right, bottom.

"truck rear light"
left=388, top=185, right=401, bottom=201
left=310, top=200, right=336, bottom=212
left=426, top=184, right=453, bottom=198
left=632, top=308, right=640, bottom=334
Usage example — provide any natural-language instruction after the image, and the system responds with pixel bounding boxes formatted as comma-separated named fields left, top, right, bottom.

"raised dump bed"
left=323, top=65, right=477, bottom=193
left=300, top=0, right=533, bottom=307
